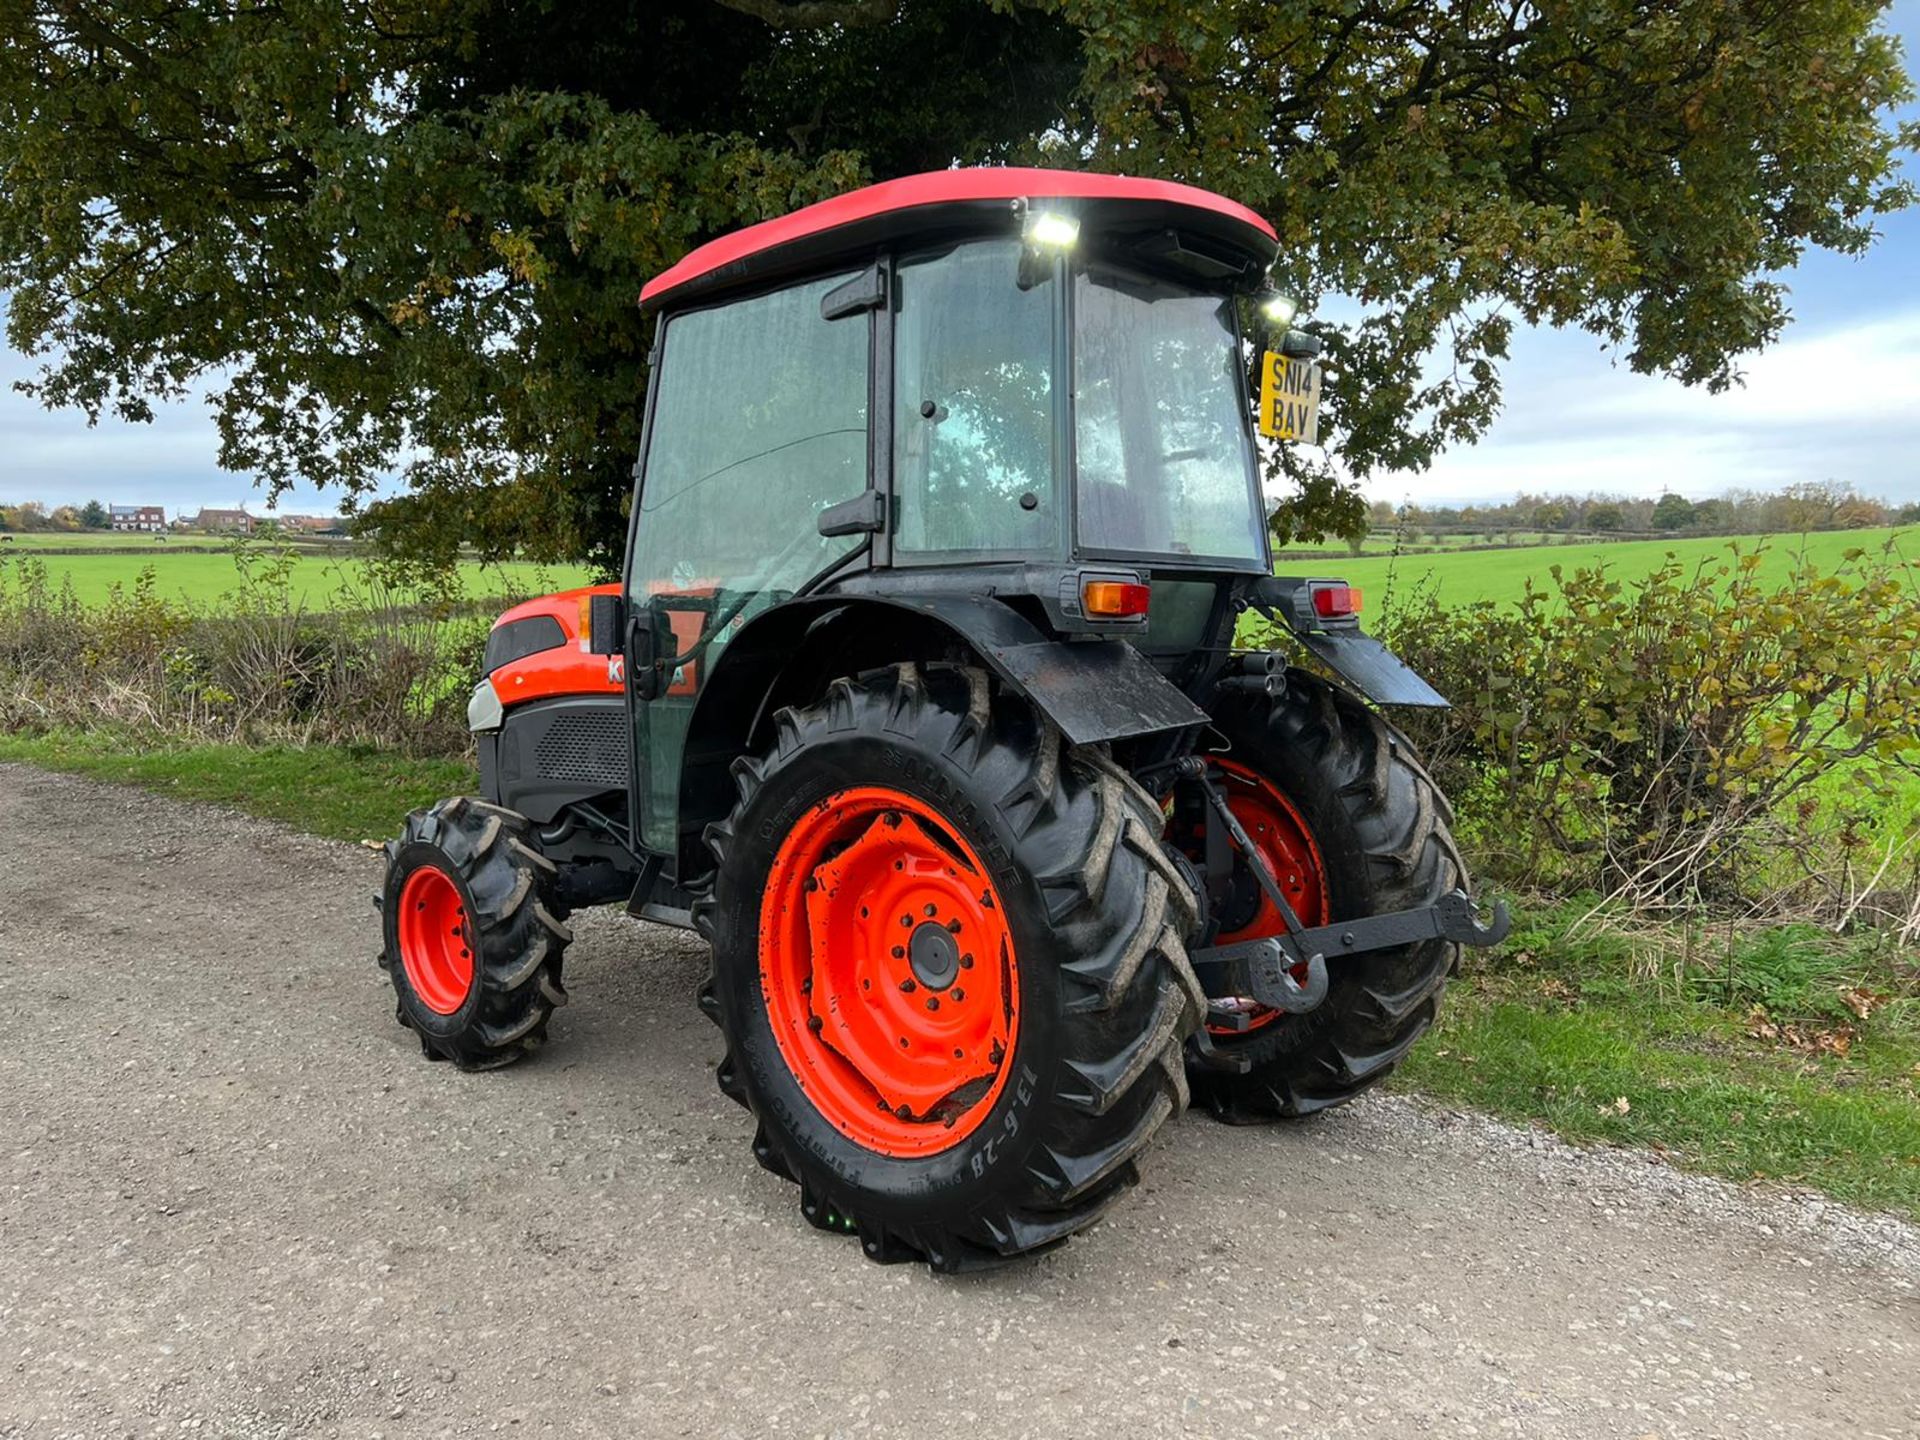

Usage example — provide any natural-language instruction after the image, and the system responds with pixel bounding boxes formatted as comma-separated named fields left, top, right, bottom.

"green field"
left=13, top=523, right=1913, bottom=614
left=0, top=530, right=280, bottom=550
left=1307, top=526, right=1920, bottom=611
left=0, top=542, right=596, bottom=609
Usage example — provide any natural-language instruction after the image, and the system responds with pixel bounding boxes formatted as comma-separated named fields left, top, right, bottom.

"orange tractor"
left=378, top=169, right=1507, bottom=1270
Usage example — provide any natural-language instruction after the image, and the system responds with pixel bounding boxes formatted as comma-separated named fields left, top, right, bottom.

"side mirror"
left=587, top=592, right=625, bottom=655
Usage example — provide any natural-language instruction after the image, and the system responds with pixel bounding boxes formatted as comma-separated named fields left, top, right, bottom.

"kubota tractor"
left=378, top=168, right=1508, bottom=1271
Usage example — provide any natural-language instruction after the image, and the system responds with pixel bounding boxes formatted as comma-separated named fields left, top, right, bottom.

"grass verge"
left=4, top=725, right=1916, bottom=1222
left=0, top=726, right=473, bottom=843
left=1394, top=900, right=1920, bottom=1220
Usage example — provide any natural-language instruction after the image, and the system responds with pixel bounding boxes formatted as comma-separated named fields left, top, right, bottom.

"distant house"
left=109, top=504, right=166, bottom=533
left=191, top=508, right=253, bottom=534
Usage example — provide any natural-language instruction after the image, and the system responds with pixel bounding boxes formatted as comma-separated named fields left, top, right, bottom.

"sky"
left=1, top=4, right=1916, bottom=519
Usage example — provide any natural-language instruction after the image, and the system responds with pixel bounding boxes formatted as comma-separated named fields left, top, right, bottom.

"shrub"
left=1291, top=540, right=1920, bottom=911
left=0, top=541, right=506, bottom=757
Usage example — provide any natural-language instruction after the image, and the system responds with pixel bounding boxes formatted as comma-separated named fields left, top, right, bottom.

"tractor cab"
left=385, top=168, right=1505, bottom=1274
left=611, top=170, right=1342, bottom=863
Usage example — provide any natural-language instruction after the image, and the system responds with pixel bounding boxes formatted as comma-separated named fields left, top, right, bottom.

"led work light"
left=1022, top=209, right=1081, bottom=249
left=1258, top=290, right=1299, bottom=325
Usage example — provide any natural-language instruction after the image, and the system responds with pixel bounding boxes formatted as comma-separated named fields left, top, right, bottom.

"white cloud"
left=1369, top=307, right=1920, bottom=505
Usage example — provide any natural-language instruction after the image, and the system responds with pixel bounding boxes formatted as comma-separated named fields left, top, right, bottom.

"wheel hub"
left=908, top=920, right=961, bottom=990
left=758, top=787, right=1019, bottom=1158
left=396, top=865, right=475, bottom=1016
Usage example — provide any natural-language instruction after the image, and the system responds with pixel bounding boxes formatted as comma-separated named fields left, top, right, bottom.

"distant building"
left=191, top=508, right=253, bottom=534
left=109, top=504, right=166, bottom=533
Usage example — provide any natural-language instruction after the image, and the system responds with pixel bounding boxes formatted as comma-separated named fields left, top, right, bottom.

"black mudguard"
left=1295, top=628, right=1448, bottom=708
left=693, top=592, right=1210, bottom=752
left=1253, top=576, right=1448, bottom=708
left=904, top=594, right=1210, bottom=744
left=670, top=592, right=1208, bottom=882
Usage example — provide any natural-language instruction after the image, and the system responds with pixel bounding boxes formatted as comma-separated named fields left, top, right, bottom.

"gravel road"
left=2, top=763, right=1917, bottom=1440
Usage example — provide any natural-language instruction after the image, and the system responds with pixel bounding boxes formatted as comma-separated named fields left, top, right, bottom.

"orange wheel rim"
left=759, top=786, right=1020, bottom=1158
left=397, top=866, right=476, bottom=1015
left=1177, top=759, right=1329, bottom=1036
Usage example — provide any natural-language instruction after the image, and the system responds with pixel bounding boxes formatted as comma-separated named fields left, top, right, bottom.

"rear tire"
left=379, top=797, right=572, bottom=1070
left=1186, top=671, right=1465, bottom=1121
left=698, top=664, right=1204, bottom=1271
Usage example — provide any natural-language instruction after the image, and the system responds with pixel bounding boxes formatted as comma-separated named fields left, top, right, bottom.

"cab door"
left=623, top=270, right=874, bottom=863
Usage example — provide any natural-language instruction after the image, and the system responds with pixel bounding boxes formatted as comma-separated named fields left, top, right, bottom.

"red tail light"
left=1082, top=580, right=1152, bottom=618
left=1309, top=583, right=1361, bottom=619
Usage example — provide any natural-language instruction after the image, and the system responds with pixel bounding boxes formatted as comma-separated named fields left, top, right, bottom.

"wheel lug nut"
left=953, top=1047, right=964, bottom=1059
left=895, top=1104, right=912, bottom=1119
left=945, top=918, right=962, bottom=934
left=925, top=996, right=940, bottom=1012
left=950, top=988, right=964, bottom=1002
left=924, top=904, right=938, bottom=917
left=960, top=953, right=974, bottom=969
left=899, top=915, right=912, bottom=928
left=899, top=978, right=916, bottom=993
left=891, top=945, right=905, bottom=959
left=807, top=1015, right=823, bottom=1033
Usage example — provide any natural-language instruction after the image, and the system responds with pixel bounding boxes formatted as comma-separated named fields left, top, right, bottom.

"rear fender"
left=1295, top=629, right=1447, bottom=708
left=1253, top=577, right=1448, bottom=708
left=675, top=593, right=1209, bottom=878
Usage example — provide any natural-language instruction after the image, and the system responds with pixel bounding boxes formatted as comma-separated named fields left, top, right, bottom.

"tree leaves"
left=0, top=0, right=1911, bottom=560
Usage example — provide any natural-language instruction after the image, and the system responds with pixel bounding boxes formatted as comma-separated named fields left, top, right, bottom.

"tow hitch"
left=1175, top=757, right=1510, bottom=1028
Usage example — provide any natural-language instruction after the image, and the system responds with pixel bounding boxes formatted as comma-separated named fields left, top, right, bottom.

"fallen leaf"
left=1603, top=1095, right=1631, bottom=1116
left=1840, top=987, right=1885, bottom=1021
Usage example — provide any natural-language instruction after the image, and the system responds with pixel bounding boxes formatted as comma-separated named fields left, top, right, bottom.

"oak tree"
left=1, top=0, right=1912, bottom=565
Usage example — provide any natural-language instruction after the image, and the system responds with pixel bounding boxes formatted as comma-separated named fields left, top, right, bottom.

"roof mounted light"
left=1022, top=208, right=1080, bottom=249
left=1258, top=289, right=1299, bottom=325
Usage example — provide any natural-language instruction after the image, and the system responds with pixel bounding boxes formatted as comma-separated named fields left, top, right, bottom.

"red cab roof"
left=639, top=167, right=1277, bottom=313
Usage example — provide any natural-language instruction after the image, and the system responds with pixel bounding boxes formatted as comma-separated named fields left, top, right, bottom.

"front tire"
left=379, top=797, right=572, bottom=1070
left=699, top=664, right=1204, bottom=1271
left=1185, top=671, right=1465, bottom=1121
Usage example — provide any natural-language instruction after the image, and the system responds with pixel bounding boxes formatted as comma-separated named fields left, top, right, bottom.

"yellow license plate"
left=1259, top=352, right=1321, bottom=443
